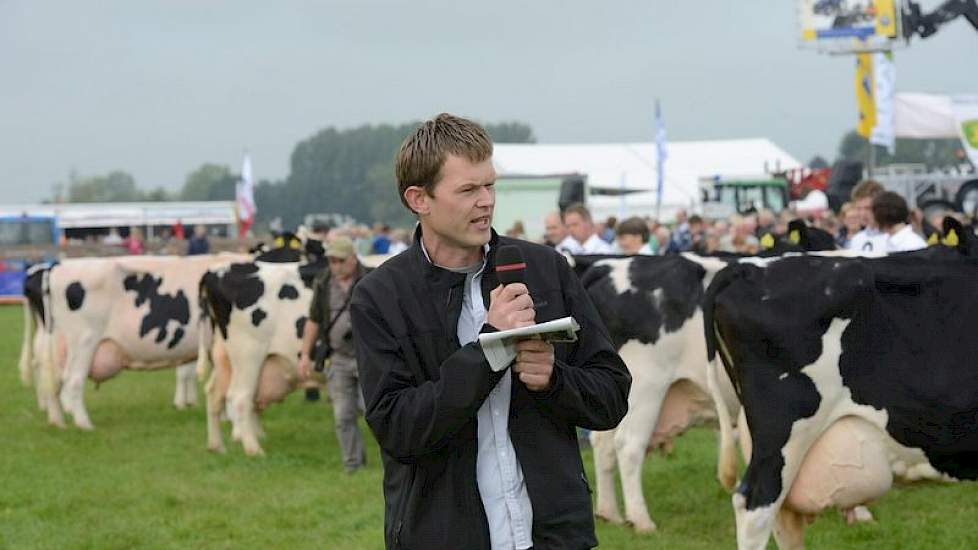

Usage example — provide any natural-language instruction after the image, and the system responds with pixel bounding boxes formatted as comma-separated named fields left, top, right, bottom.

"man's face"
left=854, top=196, right=874, bottom=228
left=329, top=255, right=358, bottom=280
left=564, top=212, right=593, bottom=243
left=415, top=154, right=496, bottom=251
left=616, top=233, right=643, bottom=254
left=544, top=213, right=567, bottom=243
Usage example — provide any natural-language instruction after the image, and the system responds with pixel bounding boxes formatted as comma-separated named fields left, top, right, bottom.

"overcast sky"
left=2, top=0, right=976, bottom=203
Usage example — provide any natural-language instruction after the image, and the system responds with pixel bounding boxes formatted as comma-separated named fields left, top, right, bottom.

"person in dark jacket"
left=351, top=113, right=631, bottom=550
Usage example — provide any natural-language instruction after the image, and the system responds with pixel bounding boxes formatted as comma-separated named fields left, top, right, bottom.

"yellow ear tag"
left=927, top=232, right=939, bottom=246
left=274, top=237, right=284, bottom=247
left=942, top=229, right=959, bottom=247
left=290, top=239, right=301, bottom=250
left=760, top=233, right=775, bottom=249
left=789, top=230, right=800, bottom=244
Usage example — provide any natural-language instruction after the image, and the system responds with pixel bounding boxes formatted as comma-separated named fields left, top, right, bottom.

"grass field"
left=1, top=304, right=975, bottom=549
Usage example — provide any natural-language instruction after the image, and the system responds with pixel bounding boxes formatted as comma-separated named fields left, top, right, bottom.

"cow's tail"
left=702, top=263, right=745, bottom=401
left=196, top=273, right=216, bottom=382
left=38, top=268, right=58, bottom=409
left=18, top=294, right=35, bottom=386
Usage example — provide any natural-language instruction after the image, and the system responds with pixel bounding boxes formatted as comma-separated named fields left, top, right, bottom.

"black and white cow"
left=37, top=254, right=246, bottom=429
left=580, top=253, right=740, bottom=532
left=704, top=244, right=978, bottom=549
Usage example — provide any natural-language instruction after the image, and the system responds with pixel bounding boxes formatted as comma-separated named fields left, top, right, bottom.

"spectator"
left=873, top=192, right=927, bottom=252
left=124, top=228, right=145, bottom=255
left=187, top=225, right=210, bottom=255
left=666, top=213, right=705, bottom=254
left=543, top=211, right=568, bottom=247
left=836, top=202, right=861, bottom=248
left=104, top=228, right=123, bottom=246
left=614, top=216, right=656, bottom=255
left=600, top=216, right=617, bottom=243
left=172, top=220, right=186, bottom=240
left=387, top=228, right=409, bottom=255
left=847, top=180, right=888, bottom=252
left=371, top=224, right=392, bottom=254
left=653, top=226, right=671, bottom=255
left=506, top=220, right=527, bottom=240
left=557, top=203, right=614, bottom=254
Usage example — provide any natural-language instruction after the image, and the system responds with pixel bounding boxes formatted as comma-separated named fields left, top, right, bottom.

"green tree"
left=67, top=171, right=141, bottom=202
left=259, top=120, right=535, bottom=228
left=180, top=164, right=237, bottom=201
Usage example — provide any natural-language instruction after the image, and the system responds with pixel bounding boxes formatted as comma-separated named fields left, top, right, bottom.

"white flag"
left=236, top=154, right=256, bottom=224
left=870, top=51, right=896, bottom=153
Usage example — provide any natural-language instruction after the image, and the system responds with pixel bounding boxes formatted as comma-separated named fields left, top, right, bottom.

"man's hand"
left=298, top=352, right=312, bottom=380
left=487, top=283, right=535, bottom=331
left=512, top=338, right=555, bottom=392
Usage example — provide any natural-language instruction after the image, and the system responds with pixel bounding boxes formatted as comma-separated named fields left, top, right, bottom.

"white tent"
left=493, top=139, right=800, bottom=222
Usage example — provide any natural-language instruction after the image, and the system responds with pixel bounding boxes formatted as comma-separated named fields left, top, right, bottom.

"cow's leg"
left=174, top=362, right=197, bottom=409
left=59, top=334, right=98, bottom=430
left=590, top=429, right=623, bottom=524
left=204, top=341, right=232, bottom=453
left=614, top=356, right=672, bottom=533
left=707, top=357, right=739, bottom=491
left=40, top=331, right=65, bottom=428
left=772, top=507, right=809, bottom=550
left=225, top=339, right=268, bottom=456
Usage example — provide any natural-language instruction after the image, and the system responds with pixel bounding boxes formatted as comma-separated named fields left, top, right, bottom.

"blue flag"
left=655, top=99, right=667, bottom=218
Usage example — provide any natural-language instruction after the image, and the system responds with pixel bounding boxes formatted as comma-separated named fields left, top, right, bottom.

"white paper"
left=478, top=316, right=581, bottom=372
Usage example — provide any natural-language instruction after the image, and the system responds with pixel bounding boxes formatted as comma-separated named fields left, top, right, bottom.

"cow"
left=578, top=221, right=842, bottom=533
left=197, top=259, right=320, bottom=456
left=704, top=242, right=978, bottom=549
left=581, top=253, right=739, bottom=533
left=37, top=254, right=246, bottom=430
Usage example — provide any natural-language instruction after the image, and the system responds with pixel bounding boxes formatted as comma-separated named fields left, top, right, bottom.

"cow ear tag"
left=788, top=230, right=800, bottom=245
left=274, top=237, right=285, bottom=247
left=942, top=229, right=959, bottom=247
left=927, top=232, right=939, bottom=246
left=760, top=233, right=775, bottom=249
left=290, top=239, right=301, bottom=250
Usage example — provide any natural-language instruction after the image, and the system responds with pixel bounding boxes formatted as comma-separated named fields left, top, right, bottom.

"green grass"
left=0, top=304, right=975, bottom=549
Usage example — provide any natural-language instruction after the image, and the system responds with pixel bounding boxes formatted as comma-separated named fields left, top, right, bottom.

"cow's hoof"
left=75, top=420, right=94, bottom=431
left=629, top=519, right=657, bottom=534
left=244, top=447, right=265, bottom=457
left=845, top=506, right=874, bottom=525
left=207, top=443, right=227, bottom=454
left=596, top=511, right=625, bottom=525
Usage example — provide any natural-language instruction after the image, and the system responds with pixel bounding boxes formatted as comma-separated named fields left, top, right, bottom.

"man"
left=872, top=191, right=927, bottom=252
left=351, top=113, right=630, bottom=550
left=299, top=236, right=369, bottom=473
left=187, top=225, right=210, bottom=255
left=558, top=203, right=614, bottom=254
left=542, top=211, right=567, bottom=247
left=614, top=216, right=656, bottom=255
left=847, top=180, right=888, bottom=252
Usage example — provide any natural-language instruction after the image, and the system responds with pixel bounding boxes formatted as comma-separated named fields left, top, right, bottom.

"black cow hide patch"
left=252, top=308, right=267, bottom=327
left=279, top=284, right=299, bottom=300
left=66, top=282, right=86, bottom=311
left=295, top=316, right=307, bottom=339
left=123, top=274, right=191, bottom=348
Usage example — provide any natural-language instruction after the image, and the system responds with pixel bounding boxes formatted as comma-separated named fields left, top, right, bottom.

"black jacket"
left=351, top=228, right=631, bottom=550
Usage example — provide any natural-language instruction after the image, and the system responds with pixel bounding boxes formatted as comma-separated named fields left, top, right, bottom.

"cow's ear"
left=927, top=232, right=940, bottom=246
left=760, top=233, right=775, bottom=249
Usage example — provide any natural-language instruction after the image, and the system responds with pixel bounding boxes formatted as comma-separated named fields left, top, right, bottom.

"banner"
left=654, top=99, right=667, bottom=219
left=870, top=51, right=896, bottom=152
left=855, top=53, right=876, bottom=138
left=951, top=95, right=978, bottom=168
left=236, top=154, right=256, bottom=238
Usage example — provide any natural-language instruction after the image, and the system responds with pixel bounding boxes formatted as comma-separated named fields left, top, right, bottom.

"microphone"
left=495, top=245, right=526, bottom=285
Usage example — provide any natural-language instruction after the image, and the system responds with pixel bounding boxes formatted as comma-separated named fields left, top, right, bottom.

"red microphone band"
left=496, top=262, right=527, bottom=272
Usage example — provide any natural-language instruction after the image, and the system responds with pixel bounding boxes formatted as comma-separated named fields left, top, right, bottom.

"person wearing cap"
left=299, top=235, right=370, bottom=473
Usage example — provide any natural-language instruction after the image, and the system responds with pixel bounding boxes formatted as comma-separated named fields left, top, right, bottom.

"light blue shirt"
left=422, top=242, right=534, bottom=550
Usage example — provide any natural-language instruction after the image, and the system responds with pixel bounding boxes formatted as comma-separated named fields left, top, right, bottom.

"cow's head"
left=759, top=219, right=837, bottom=255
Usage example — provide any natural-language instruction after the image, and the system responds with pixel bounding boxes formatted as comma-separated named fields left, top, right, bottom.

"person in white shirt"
left=614, top=216, right=657, bottom=255
left=557, top=203, right=614, bottom=254
left=873, top=191, right=927, bottom=253
left=846, top=180, right=889, bottom=253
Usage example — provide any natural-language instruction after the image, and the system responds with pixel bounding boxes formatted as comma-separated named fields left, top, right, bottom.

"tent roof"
left=492, top=138, right=800, bottom=207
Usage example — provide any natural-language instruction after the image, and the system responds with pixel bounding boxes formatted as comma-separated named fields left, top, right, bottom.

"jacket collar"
left=409, top=223, right=501, bottom=288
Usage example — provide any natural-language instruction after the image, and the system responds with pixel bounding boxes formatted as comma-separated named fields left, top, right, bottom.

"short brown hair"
left=562, top=203, right=592, bottom=223
left=851, top=179, right=885, bottom=201
left=395, top=113, right=493, bottom=212
left=872, top=191, right=910, bottom=229
left=615, top=216, right=649, bottom=242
